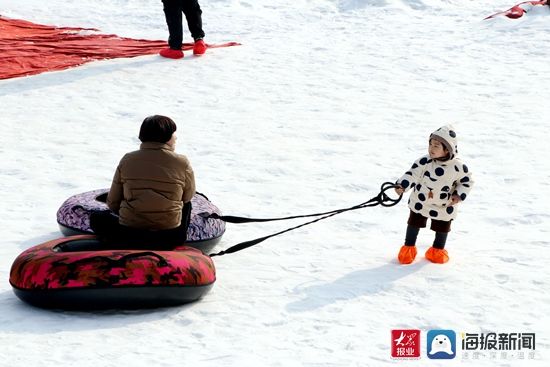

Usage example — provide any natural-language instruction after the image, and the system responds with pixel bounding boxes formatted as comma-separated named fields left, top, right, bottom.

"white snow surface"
left=1, top=0, right=550, bottom=366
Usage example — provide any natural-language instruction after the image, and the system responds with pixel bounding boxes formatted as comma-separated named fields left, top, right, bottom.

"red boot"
left=398, top=245, right=417, bottom=264
left=425, top=247, right=449, bottom=264
left=160, top=48, right=184, bottom=59
left=193, top=39, right=207, bottom=55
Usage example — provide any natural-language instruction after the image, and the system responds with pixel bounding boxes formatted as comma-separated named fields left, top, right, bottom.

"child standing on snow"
left=159, top=0, right=207, bottom=59
left=394, top=125, right=473, bottom=264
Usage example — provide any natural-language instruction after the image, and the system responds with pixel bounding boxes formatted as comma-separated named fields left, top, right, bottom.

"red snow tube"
left=0, top=16, right=240, bottom=80
left=9, top=235, right=216, bottom=309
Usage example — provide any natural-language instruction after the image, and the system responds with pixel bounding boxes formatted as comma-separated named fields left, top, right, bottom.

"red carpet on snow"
left=0, top=16, right=240, bottom=80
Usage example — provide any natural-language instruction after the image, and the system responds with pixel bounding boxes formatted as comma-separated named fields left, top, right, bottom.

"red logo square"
left=391, top=329, right=421, bottom=359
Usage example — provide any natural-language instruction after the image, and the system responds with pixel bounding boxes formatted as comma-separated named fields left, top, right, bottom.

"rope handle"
left=208, top=182, right=402, bottom=257
left=200, top=182, right=401, bottom=224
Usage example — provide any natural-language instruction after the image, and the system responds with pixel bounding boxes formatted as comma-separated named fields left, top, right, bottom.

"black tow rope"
left=206, top=182, right=402, bottom=257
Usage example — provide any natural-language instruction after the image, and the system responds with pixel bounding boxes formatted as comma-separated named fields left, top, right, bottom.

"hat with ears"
left=430, top=124, right=458, bottom=159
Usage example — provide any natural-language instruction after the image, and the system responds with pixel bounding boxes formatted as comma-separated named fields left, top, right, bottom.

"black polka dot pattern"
left=397, top=126, right=472, bottom=221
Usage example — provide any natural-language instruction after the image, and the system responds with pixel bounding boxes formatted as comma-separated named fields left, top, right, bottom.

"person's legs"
left=182, top=0, right=206, bottom=54
left=89, top=210, right=121, bottom=241
left=162, top=0, right=184, bottom=49
left=181, top=201, right=192, bottom=236
left=404, top=225, right=420, bottom=246
left=181, top=0, right=205, bottom=41
left=407, top=210, right=428, bottom=229
left=164, top=201, right=192, bottom=246
left=145, top=202, right=193, bottom=249
left=398, top=211, right=427, bottom=264
left=432, top=231, right=448, bottom=249
left=89, top=211, right=151, bottom=248
left=425, top=219, right=451, bottom=263
left=90, top=202, right=193, bottom=249
left=430, top=219, right=451, bottom=235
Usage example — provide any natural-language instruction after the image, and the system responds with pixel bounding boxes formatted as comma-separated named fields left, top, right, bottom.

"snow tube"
left=57, top=189, right=225, bottom=253
left=9, top=235, right=215, bottom=309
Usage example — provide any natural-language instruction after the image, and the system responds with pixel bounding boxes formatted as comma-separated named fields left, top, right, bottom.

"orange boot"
left=425, top=247, right=449, bottom=264
left=398, top=245, right=417, bottom=264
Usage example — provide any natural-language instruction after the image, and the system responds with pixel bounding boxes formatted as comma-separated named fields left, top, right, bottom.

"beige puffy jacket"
left=107, top=142, right=196, bottom=230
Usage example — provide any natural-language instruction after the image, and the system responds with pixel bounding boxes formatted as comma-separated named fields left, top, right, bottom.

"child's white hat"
left=430, top=124, right=458, bottom=159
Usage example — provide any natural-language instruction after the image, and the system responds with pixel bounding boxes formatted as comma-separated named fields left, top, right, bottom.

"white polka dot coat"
left=396, top=125, right=474, bottom=222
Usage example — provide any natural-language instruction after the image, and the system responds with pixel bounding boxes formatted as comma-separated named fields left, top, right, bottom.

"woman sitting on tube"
left=91, top=115, right=196, bottom=249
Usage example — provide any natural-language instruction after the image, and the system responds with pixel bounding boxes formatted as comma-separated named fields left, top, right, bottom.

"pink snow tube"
left=9, top=235, right=216, bottom=309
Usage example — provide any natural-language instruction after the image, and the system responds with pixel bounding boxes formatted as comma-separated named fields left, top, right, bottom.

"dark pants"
left=405, top=210, right=451, bottom=249
left=90, top=202, right=192, bottom=250
left=407, top=210, right=451, bottom=233
left=162, top=0, right=205, bottom=49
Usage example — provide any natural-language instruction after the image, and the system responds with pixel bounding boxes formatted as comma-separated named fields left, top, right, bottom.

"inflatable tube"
left=56, top=189, right=225, bottom=252
left=9, top=235, right=216, bottom=309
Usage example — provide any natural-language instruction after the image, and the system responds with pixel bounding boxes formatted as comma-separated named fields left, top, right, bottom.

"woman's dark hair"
left=139, top=115, right=177, bottom=143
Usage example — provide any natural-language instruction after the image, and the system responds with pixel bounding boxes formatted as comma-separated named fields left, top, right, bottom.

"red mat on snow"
left=0, top=16, right=240, bottom=80
left=484, top=0, right=548, bottom=20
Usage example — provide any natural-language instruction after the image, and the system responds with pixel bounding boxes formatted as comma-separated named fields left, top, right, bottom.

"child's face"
left=429, top=139, right=448, bottom=159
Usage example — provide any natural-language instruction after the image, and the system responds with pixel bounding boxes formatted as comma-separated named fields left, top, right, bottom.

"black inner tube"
left=53, top=238, right=106, bottom=252
left=95, top=192, right=108, bottom=203
left=53, top=238, right=180, bottom=252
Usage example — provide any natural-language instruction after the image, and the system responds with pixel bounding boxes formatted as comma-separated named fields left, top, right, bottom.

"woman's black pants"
left=90, top=202, right=192, bottom=250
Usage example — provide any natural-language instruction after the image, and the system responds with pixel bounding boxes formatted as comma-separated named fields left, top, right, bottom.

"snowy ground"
left=1, top=0, right=549, bottom=366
